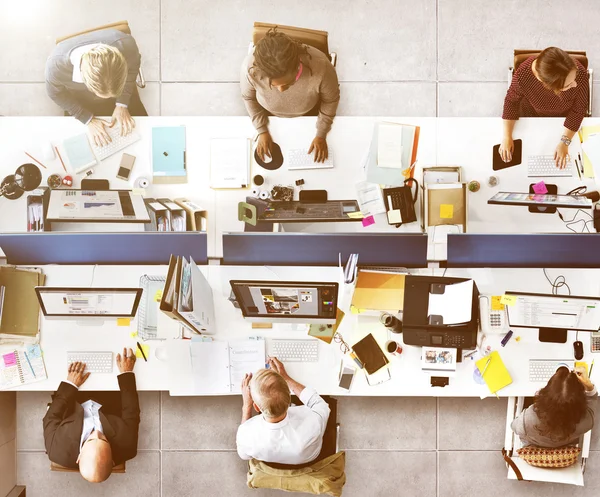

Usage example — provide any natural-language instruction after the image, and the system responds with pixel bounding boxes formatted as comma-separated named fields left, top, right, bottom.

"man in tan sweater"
left=240, top=29, right=340, bottom=163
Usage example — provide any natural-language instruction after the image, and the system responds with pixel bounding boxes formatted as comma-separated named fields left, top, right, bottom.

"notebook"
left=476, top=351, right=512, bottom=395
left=351, top=333, right=389, bottom=375
left=190, top=339, right=265, bottom=394
left=0, top=344, right=47, bottom=390
left=152, top=126, right=187, bottom=184
left=62, top=134, right=97, bottom=173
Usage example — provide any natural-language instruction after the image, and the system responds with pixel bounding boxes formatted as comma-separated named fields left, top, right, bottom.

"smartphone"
left=338, top=361, right=356, bottom=390
left=117, top=153, right=136, bottom=181
left=492, top=139, right=522, bottom=171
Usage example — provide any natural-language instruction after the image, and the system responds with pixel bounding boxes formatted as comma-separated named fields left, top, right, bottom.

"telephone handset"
left=479, top=295, right=509, bottom=334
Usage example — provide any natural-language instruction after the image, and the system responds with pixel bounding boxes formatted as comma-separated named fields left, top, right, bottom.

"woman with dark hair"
left=240, top=28, right=340, bottom=163
left=511, top=366, right=597, bottom=447
left=499, top=46, right=589, bottom=168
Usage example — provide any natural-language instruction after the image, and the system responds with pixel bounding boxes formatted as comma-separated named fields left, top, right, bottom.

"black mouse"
left=573, top=340, right=584, bottom=360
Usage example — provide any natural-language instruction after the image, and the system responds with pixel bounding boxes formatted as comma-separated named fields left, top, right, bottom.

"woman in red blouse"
left=499, top=47, right=589, bottom=168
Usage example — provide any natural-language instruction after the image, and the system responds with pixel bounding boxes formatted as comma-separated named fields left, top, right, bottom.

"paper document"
left=426, top=224, right=463, bottom=261
left=579, top=126, right=600, bottom=178
left=428, top=280, right=473, bottom=325
left=377, top=123, right=404, bottom=169
left=581, top=133, right=600, bottom=181
left=210, top=138, right=250, bottom=189
left=228, top=340, right=266, bottom=393
left=355, top=181, right=386, bottom=216
left=63, top=134, right=97, bottom=172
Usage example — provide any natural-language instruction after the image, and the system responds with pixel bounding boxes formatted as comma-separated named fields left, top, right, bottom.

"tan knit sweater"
left=240, top=45, right=340, bottom=138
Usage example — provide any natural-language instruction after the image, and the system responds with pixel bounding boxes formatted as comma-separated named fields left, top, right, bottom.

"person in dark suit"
left=43, top=347, right=140, bottom=483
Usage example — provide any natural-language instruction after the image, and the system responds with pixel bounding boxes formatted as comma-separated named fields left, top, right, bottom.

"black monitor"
left=505, top=291, right=600, bottom=343
left=447, top=234, right=600, bottom=268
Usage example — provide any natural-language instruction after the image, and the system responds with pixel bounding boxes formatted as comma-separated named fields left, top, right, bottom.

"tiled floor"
left=4, top=0, right=600, bottom=495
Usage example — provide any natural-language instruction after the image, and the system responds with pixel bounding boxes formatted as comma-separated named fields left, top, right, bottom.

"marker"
left=500, top=330, right=514, bottom=347
left=136, top=341, right=148, bottom=362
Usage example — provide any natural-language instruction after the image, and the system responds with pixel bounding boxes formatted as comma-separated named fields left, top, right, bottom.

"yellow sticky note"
left=117, top=318, right=131, bottom=327
left=130, top=331, right=138, bottom=338
left=491, top=296, right=505, bottom=311
left=347, top=211, right=365, bottom=219
left=440, top=204, right=454, bottom=219
left=136, top=344, right=150, bottom=359
left=575, top=361, right=588, bottom=373
left=500, top=295, right=517, bottom=306
left=154, top=289, right=163, bottom=302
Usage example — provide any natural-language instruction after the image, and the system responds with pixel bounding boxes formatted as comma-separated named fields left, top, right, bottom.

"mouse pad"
left=254, top=142, right=283, bottom=170
left=492, top=139, right=522, bottom=171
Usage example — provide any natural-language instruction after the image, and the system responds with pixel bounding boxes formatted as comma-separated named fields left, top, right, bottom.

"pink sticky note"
left=3, top=352, right=17, bottom=367
left=532, top=181, right=548, bottom=194
left=362, top=215, right=375, bottom=227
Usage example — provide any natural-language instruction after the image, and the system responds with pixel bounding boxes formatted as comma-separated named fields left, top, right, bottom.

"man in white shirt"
left=43, top=348, right=140, bottom=483
left=236, top=357, right=331, bottom=465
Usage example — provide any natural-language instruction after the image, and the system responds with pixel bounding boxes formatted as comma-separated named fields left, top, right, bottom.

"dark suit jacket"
left=43, top=373, right=140, bottom=468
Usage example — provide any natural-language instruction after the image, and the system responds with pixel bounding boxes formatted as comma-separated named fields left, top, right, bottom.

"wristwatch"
left=560, top=135, right=572, bottom=146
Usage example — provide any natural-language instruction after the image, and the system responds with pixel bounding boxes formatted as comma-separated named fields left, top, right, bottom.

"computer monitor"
left=505, top=291, right=600, bottom=343
left=488, top=192, right=592, bottom=209
left=35, top=287, right=142, bottom=319
left=230, top=280, right=338, bottom=324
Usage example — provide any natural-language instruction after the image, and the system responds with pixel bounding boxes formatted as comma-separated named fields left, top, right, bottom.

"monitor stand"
left=539, top=327, right=568, bottom=343
left=528, top=184, right=557, bottom=214
left=76, top=318, right=106, bottom=327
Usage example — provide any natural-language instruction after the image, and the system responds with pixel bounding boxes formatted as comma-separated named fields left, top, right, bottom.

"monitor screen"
left=506, top=292, right=600, bottom=332
left=35, top=287, right=143, bottom=318
left=488, top=192, right=592, bottom=209
left=230, top=280, right=338, bottom=321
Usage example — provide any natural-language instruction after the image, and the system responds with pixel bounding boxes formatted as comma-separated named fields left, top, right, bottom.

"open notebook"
left=0, top=344, right=47, bottom=390
left=190, top=339, right=265, bottom=394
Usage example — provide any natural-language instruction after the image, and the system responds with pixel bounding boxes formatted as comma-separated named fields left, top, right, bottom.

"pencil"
left=24, top=152, right=47, bottom=169
left=589, top=359, right=595, bottom=378
left=136, top=341, right=148, bottom=362
left=55, top=146, right=67, bottom=173
left=481, top=356, right=492, bottom=377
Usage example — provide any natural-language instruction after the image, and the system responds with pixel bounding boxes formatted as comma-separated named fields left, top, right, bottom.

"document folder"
left=152, top=126, right=187, bottom=184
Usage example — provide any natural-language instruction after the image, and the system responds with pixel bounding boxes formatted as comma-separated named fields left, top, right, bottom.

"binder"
left=157, top=198, right=187, bottom=232
left=476, top=351, right=512, bottom=395
left=174, top=198, right=207, bottom=231
left=152, top=126, right=187, bottom=184
left=350, top=271, right=405, bottom=313
left=143, top=198, right=170, bottom=231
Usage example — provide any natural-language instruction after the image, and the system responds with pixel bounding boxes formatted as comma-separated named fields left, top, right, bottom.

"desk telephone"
left=383, top=179, right=418, bottom=227
left=479, top=295, right=509, bottom=334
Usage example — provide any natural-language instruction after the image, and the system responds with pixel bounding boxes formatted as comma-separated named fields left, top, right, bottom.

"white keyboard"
left=67, top=351, right=113, bottom=373
left=286, top=149, right=334, bottom=170
left=529, top=359, right=573, bottom=382
left=527, top=155, right=573, bottom=177
left=268, top=339, right=319, bottom=362
left=91, top=126, right=141, bottom=162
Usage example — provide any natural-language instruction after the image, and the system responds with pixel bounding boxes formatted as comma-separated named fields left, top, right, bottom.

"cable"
left=557, top=208, right=595, bottom=233
left=90, top=264, right=97, bottom=286
left=542, top=268, right=571, bottom=295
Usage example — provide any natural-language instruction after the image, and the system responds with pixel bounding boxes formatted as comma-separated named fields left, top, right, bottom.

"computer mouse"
left=573, top=340, right=584, bottom=360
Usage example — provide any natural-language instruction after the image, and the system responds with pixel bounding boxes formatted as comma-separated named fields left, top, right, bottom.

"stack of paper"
left=210, top=138, right=251, bottom=189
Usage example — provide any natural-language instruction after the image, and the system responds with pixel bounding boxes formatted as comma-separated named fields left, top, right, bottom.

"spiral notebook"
left=0, top=344, right=47, bottom=390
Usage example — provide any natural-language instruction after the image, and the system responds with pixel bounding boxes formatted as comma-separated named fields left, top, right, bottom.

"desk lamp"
left=0, top=163, right=42, bottom=200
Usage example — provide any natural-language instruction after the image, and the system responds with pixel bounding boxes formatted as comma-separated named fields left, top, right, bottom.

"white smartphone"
left=479, top=295, right=509, bottom=334
left=338, top=361, right=356, bottom=390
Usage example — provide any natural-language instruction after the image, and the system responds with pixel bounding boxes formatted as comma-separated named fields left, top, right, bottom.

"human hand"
left=575, top=366, right=594, bottom=391
left=111, top=106, right=135, bottom=136
left=241, top=372, right=253, bottom=408
left=498, top=136, right=514, bottom=163
left=267, top=356, right=288, bottom=379
left=554, top=142, right=569, bottom=169
left=308, top=136, right=328, bottom=163
left=256, top=132, right=273, bottom=161
left=67, top=361, right=90, bottom=388
left=87, top=117, right=112, bottom=147
left=116, top=347, right=136, bottom=373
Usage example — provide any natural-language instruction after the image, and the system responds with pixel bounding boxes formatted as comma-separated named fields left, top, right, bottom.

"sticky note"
left=3, top=352, right=17, bottom=367
left=117, top=318, right=131, bottom=327
left=130, top=331, right=138, bottom=338
left=347, top=211, right=364, bottom=219
left=575, top=361, right=588, bottom=373
left=136, top=344, right=150, bottom=359
left=532, top=181, right=548, bottom=194
left=440, top=204, right=454, bottom=219
left=500, top=294, right=517, bottom=306
left=491, top=296, right=505, bottom=311
left=362, top=215, right=375, bottom=227
left=387, top=209, right=402, bottom=224
left=154, top=289, right=163, bottom=302
left=26, top=345, right=41, bottom=359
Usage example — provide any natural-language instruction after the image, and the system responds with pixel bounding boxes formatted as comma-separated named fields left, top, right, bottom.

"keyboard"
left=529, top=359, right=573, bottom=382
left=67, top=351, right=113, bottom=373
left=527, top=155, right=573, bottom=177
left=286, top=149, right=334, bottom=170
left=90, top=126, right=141, bottom=162
left=268, top=339, right=319, bottom=362
left=592, top=332, right=600, bottom=353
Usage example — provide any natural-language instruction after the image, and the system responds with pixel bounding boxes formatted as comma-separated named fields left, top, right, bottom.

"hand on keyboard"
left=555, top=142, right=570, bottom=169
left=87, top=117, right=112, bottom=147
left=66, top=361, right=91, bottom=387
left=111, top=106, right=136, bottom=136
left=308, top=136, right=328, bottom=163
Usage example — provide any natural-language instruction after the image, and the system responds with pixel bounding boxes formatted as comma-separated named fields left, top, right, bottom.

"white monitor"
left=35, top=287, right=142, bottom=318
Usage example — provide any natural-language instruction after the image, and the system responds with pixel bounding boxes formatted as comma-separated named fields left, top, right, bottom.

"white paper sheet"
left=355, top=181, right=386, bottom=216
left=428, top=280, right=473, bottom=325
left=228, top=340, right=266, bottom=393
left=581, top=133, right=600, bottom=181
left=210, top=138, right=250, bottom=188
left=377, top=123, right=404, bottom=169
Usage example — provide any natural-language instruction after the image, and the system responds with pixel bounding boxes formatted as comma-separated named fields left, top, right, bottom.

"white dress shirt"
left=236, top=387, right=331, bottom=465
left=79, top=399, right=104, bottom=451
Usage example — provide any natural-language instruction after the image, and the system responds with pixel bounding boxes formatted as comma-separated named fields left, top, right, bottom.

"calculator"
left=592, top=332, right=600, bottom=353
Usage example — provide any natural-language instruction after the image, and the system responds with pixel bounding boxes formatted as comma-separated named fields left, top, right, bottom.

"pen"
left=136, top=341, right=148, bottom=362
left=578, top=153, right=584, bottom=174
left=589, top=359, right=595, bottom=378
left=481, top=356, right=492, bottom=377
left=575, top=159, right=582, bottom=180
left=24, top=151, right=47, bottom=169
left=23, top=351, right=36, bottom=378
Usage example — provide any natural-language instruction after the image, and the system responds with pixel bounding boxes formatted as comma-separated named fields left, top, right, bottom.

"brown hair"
left=250, top=368, right=291, bottom=418
left=534, top=47, right=576, bottom=94
left=251, top=27, right=311, bottom=83
left=533, top=367, right=588, bottom=440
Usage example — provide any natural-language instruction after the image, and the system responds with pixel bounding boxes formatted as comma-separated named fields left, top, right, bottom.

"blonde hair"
left=250, top=369, right=290, bottom=419
left=80, top=44, right=128, bottom=98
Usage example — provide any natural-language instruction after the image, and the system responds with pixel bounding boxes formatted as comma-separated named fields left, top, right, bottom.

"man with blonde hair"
left=237, top=357, right=330, bottom=465
left=46, top=28, right=147, bottom=146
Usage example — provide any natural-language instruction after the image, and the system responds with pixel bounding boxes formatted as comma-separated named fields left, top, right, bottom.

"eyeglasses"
left=334, top=332, right=350, bottom=354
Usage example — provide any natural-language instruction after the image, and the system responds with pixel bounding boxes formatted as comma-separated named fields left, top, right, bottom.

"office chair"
left=250, top=22, right=337, bottom=68
left=508, top=49, right=593, bottom=117
left=56, top=20, right=146, bottom=89
left=50, top=461, right=126, bottom=473
left=503, top=396, right=591, bottom=486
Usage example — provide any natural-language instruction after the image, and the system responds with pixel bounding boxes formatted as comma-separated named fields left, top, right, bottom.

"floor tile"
left=161, top=394, right=241, bottom=449
left=338, top=82, right=437, bottom=116
left=439, top=397, right=506, bottom=450
left=344, top=451, right=436, bottom=497
left=0, top=0, right=160, bottom=82
left=162, top=451, right=277, bottom=497
left=338, top=397, right=436, bottom=450
left=17, top=451, right=160, bottom=497
left=138, top=82, right=161, bottom=116
left=161, top=0, right=436, bottom=82
left=438, top=0, right=600, bottom=81
left=438, top=82, right=508, bottom=117
left=161, top=83, right=246, bottom=115
left=0, top=84, right=63, bottom=116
